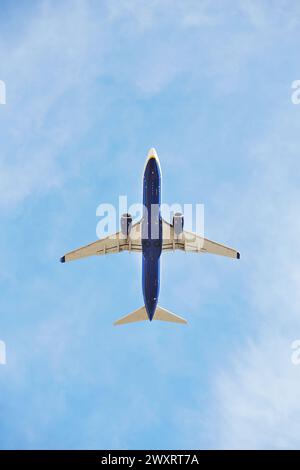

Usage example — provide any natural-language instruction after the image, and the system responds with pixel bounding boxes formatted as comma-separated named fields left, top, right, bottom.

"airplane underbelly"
left=142, top=255, right=160, bottom=320
left=142, top=155, right=162, bottom=320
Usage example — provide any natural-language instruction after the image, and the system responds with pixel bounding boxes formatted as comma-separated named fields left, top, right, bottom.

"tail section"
left=114, top=305, right=187, bottom=326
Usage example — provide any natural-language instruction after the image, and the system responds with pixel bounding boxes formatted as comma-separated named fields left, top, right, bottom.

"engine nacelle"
left=172, top=212, right=184, bottom=235
left=121, top=213, right=132, bottom=236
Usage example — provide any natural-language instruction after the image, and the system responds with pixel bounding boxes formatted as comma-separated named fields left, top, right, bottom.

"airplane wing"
left=60, top=221, right=142, bottom=263
left=162, top=219, right=240, bottom=259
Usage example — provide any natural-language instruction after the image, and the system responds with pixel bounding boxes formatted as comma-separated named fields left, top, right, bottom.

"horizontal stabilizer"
left=114, top=306, right=148, bottom=326
left=154, top=306, right=187, bottom=324
left=114, top=305, right=187, bottom=326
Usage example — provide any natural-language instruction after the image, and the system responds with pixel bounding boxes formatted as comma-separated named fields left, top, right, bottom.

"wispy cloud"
left=202, top=101, right=300, bottom=449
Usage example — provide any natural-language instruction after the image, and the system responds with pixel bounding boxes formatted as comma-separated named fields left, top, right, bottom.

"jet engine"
left=121, top=213, right=132, bottom=236
left=172, top=212, right=184, bottom=235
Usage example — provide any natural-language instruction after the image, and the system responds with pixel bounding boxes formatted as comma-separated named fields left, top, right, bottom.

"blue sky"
left=1, top=0, right=300, bottom=450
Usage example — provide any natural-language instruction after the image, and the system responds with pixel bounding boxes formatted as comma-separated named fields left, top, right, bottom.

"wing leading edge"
left=60, top=221, right=142, bottom=263
left=162, top=219, right=240, bottom=259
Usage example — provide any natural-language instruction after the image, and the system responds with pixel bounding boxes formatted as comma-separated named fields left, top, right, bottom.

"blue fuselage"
left=142, top=157, right=162, bottom=320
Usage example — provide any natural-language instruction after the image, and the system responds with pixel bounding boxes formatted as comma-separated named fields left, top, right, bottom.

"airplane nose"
left=147, top=147, right=158, bottom=160
left=143, top=147, right=161, bottom=176
left=146, top=147, right=161, bottom=174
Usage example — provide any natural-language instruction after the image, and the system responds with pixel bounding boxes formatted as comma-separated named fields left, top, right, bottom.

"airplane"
left=60, top=148, right=240, bottom=326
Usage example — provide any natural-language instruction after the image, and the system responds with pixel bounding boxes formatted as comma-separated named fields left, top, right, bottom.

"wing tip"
left=60, top=256, right=65, bottom=263
left=237, top=252, right=240, bottom=259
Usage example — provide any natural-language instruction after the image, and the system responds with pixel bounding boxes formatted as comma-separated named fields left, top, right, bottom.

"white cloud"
left=0, top=1, right=96, bottom=209
left=238, top=0, right=300, bottom=32
left=1, top=0, right=294, bottom=210
left=207, top=103, right=300, bottom=449
left=215, top=335, right=300, bottom=449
